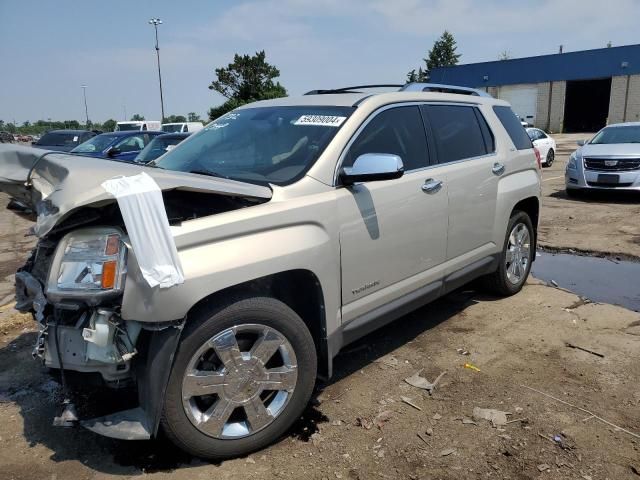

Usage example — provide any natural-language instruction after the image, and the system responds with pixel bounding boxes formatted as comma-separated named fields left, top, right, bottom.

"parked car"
left=526, top=128, right=556, bottom=167
left=71, top=131, right=165, bottom=161
left=161, top=122, right=204, bottom=133
left=0, top=131, right=13, bottom=143
left=566, top=122, right=640, bottom=195
left=0, top=83, right=541, bottom=460
left=115, top=121, right=162, bottom=131
left=32, top=129, right=97, bottom=152
left=134, top=132, right=190, bottom=163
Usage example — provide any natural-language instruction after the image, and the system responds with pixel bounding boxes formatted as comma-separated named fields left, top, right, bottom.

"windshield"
left=590, top=126, right=640, bottom=144
left=156, top=106, right=354, bottom=185
left=136, top=136, right=187, bottom=163
left=117, top=123, right=141, bottom=131
left=162, top=124, right=183, bottom=133
left=36, top=132, right=81, bottom=147
left=71, top=134, right=118, bottom=153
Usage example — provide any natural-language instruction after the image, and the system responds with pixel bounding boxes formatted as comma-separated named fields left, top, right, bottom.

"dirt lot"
left=1, top=140, right=639, bottom=479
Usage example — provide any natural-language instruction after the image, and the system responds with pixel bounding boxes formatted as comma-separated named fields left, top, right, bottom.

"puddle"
left=531, top=251, right=640, bottom=312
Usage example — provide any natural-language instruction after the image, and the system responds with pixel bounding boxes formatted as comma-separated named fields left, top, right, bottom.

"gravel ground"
left=0, top=139, right=639, bottom=479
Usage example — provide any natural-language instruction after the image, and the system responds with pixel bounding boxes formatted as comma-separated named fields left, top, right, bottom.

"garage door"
left=497, top=84, right=538, bottom=126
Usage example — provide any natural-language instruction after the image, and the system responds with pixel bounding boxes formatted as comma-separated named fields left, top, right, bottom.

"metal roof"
left=430, top=44, right=640, bottom=87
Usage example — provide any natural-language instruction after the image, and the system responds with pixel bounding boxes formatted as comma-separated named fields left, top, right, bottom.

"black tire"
left=566, top=187, right=582, bottom=198
left=161, top=296, right=317, bottom=460
left=480, top=211, right=534, bottom=296
left=545, top=149, right=554, bottom=167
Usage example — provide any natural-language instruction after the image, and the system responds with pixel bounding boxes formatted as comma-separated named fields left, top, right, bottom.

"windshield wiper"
left=188, top=169, right=228, bottom=179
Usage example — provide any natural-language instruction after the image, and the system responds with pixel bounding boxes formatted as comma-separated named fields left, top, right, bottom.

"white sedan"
left=527, top=128, right=556, bottom=167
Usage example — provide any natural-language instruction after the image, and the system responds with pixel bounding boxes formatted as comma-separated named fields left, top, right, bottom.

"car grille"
left=584, top=157, right=640, bottom=172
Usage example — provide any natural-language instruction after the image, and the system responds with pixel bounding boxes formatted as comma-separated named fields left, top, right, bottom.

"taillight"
left=534, top=147, right=542, bottom=170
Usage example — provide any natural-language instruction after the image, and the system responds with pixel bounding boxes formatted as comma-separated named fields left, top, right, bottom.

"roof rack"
left=304, top=84, right=403, bottom=95
left=304, top=82, right=491, bottom=97
left=400, top=82, right=491, bottom=97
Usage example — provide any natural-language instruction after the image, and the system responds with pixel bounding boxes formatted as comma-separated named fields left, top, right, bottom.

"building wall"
left=608, top=74, right=640, bottom=124
left=534, top=81, right=566, bottom=132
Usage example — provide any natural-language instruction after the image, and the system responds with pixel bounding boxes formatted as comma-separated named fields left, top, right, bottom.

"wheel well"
left=185, top=270, right=328, bottom=378
left=512, top=196, right=539, bottom=247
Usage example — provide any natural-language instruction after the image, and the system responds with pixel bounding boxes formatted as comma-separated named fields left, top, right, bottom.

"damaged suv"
left=0, top=83, right=540, bottom=459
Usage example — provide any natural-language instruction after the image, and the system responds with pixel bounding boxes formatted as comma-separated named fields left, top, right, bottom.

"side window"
left=475, top=109, right=495, bottom=153
left=424, top=105, right=488, bottom=164
left=344, top=106, right=429, bottom=171
left=493, top=106, right=533, bottom=150
left=537, top=130, right=548, bottom=139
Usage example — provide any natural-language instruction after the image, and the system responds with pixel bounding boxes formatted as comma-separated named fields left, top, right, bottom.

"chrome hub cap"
left=505, top=222, right=531, bottom=285
left=182, top=324, right=298, bottom=439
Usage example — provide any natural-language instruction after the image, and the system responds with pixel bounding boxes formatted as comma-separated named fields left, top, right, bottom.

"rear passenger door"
left=422, top=104, right=500, bottom=267
left=337, top=105, right=449, bottom=323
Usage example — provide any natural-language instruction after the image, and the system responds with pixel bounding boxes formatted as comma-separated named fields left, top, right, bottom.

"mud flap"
left=80, top=323, right=184, bottom=440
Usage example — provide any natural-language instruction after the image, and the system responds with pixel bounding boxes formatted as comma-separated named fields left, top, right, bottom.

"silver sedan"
left=565, top=122, right=640, bottom=195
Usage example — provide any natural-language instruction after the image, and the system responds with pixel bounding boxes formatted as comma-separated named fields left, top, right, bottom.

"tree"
left=187, top=112, right=201, bottom=122
left=130, top=114, right=145, bottom=121
left=498, top=50, right=511, bottom=61
left=208, top=50, right=287, bottom=120
left=406, top=67, right=427, bottom=83
left=163, top=114, right=187, bottom=123
left=406, top=30, right=461, bottom=82
left=102, top=119, right=117, bottom=131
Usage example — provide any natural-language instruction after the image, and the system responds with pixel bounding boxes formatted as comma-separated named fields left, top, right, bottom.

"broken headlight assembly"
left=45, top=227, right=127, bottom=305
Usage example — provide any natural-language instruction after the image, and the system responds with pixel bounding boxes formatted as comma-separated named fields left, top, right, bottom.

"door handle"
left=422, top=178, right=443, bottom=193
left=492, top=162, right=506, bottom=176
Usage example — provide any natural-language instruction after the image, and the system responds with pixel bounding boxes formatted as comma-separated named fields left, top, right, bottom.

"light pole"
left=81, top=85, right=90, bottom=128
left=148, top=18, right=165, bottom=122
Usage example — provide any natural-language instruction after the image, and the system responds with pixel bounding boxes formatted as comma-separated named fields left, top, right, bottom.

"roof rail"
left=304, top=84, right=403, bottom=95
left=400, top=82, right=491, bottom=97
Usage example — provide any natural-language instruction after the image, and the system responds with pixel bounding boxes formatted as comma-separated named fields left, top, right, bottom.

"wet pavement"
left=531, top=250, right=640, bottom=312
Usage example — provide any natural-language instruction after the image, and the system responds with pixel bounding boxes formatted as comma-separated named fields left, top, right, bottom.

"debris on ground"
left=374, top=354, right=400, bottom=367
left=630, top=464, right=640, bottom=476
left=356, top=417, right=373, bottom=430
left=550, top=280, right=559, bottom=287
left=425, top=427, right=433, bottom=436
left=404, top=370, right=447, bottom=395
left=400, top=396, right=422, bottom=411
left=456, top=348, right=470, bottom=355
left=416, top=432, right=430, bottom=446
left=564, top=341, right=604, bottom=358
left=432, top=413, right=442, bottom=421
left=373, top=410, right=392, bottom=429
left=463, top=362, right=481, bottom=372
left=538, top=463, right=551, bottom=472
left=439, top=448, right=456, bottom=457
left=472, top=407, right=511, bottom=427
left=461, top=417, right=477, bottom=425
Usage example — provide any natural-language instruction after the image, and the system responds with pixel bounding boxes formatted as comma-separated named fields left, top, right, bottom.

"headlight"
left=46, top=228, right=127, bottom=303
left=567, top=152, right=579, bottom=170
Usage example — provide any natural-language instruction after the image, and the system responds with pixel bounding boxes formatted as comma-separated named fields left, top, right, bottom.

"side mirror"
left=106, top=146, right=121, bottom=157
left=340, top=153, right=404, bottom=185
left=577, top=140, right=587, bottom=146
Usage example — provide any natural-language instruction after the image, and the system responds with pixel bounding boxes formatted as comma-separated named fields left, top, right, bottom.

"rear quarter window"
left=493, top=106, right=533, bottom=150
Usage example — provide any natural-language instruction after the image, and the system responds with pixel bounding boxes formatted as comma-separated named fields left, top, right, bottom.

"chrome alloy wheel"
left=182, top=324, right=298, bottom=439
left=505, top=222, right=531, bottom=285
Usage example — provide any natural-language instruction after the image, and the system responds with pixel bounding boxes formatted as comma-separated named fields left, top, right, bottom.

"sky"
left=1, top=0, right=639, bottom=124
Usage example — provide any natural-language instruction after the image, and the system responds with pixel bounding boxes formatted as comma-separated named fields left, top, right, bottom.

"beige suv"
left=0, top=83, right=541, bottom=459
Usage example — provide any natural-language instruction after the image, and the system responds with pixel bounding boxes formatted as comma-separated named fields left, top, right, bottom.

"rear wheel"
left=545, top=149, right=554, bottom=167
left=161, top=296, right=317, bottom=460
left=480, top=211, right=534, bottom=296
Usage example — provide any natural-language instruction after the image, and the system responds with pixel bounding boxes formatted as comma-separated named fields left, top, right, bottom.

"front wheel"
left=545, top=149, right=554, bottom=167
left=161, top=297, right=317, bottom=460
left=480, top=211, right=534, bottom=296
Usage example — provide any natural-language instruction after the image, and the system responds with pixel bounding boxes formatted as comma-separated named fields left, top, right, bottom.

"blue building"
left=430, top=44, right=640, bottom=132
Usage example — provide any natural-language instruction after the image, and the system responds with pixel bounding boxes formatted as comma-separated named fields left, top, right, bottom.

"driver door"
left=337, top=105, right=449, bottom=323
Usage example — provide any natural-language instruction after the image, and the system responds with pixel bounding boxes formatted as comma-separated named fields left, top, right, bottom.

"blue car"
left=70, top=131, right=165, bottom=161
left=134, top=132, right=191, bottom=163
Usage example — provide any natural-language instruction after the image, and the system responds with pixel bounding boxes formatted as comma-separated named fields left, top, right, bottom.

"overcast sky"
left=1, top=0, right=639, bottom=124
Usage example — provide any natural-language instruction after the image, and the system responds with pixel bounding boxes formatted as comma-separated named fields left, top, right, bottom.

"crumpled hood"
left=579, top=143, right=640, bottom=157
left=0, top=144, right=272, bottom=237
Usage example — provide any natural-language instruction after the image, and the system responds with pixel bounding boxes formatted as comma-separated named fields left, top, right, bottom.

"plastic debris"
left=374, top=410, right=392, bottom=429
left=464, top=362, right=481, bottom=372
left=456, top=348, right=470, bottom=355
left=404, top=370, right=447, bottom=394
left=472, top=407, right=511, bottom=427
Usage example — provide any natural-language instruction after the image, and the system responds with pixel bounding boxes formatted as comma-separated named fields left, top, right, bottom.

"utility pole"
left=81, top=85, right=90, bottom=128
left=149, top=18, right=165, bottom=122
